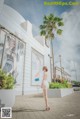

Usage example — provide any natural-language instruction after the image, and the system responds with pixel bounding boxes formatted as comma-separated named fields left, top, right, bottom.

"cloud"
left=54, top=8, right=80, bottom=81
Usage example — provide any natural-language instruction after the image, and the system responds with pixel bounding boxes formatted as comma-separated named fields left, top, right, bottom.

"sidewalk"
left=7, top=91, right=80, bottom=119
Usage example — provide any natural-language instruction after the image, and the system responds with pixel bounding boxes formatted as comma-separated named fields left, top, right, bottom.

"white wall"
left=0, top=0, right=51, bottom=95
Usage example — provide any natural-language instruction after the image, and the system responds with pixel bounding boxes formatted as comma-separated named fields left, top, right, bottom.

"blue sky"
left=4, top=0, right=74, bottom=35
left=4, top=0, right=80, bottom=81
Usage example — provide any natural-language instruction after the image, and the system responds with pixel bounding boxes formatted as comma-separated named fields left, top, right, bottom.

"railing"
left=54, top=66, right=71, bottom=81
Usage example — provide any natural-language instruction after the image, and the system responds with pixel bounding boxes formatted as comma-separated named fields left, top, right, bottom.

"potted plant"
left=0, top=68, right=16, bottom=108
left=48, top=80, right=74, bottom=98
left=72, top=80, right=80, bottom=91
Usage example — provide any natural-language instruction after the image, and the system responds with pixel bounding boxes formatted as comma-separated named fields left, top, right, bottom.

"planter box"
left=0, top=89, right=16, bottom=107
left=73, top=87, right=80, bottom=91
left=48, top=88, right=74, bottom=98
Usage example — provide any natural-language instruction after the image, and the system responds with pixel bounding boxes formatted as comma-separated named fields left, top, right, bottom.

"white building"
left=0, top=0, right=51, bottom=95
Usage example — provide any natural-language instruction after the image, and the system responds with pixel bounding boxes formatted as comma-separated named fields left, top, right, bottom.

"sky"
left=4, top=0, right=74, bottom=35
left=4, top=0, right=80, bottom=81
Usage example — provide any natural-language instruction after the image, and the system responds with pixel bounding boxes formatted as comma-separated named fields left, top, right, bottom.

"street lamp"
left=59, top=54, right=62, bottom=78
left=74, top=62, right=77, bottom=81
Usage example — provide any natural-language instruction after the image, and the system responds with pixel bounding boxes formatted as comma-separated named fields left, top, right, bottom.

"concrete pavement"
left=1, top=91, right=80, bottom=119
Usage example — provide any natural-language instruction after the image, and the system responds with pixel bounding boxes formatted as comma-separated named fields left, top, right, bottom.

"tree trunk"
left=50, top=40, right=54, bottom=81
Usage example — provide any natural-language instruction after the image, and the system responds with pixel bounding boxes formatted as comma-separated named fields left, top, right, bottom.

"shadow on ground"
left=13, top=108, right=45, bottom=112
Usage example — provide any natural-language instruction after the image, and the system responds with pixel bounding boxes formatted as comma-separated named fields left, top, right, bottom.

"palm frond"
left=40, top=25, right=46, bottom=29
left=40, top=30, right=46, bottom=36
left=40, top=14, right=64, bottom=40
left=57, top=29, right=63, bottom=35
left=44, top=15, right=48, bottom=20
left=54, top=17, right=63, bottom=22
left=58, top=22, right=64, bottom=26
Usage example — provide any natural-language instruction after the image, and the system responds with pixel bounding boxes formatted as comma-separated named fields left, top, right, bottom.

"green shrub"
left=0, top=68, right=15, bottom=89
left=67, top=82, right=72, bottom=88
left=49, top=80, right=72, bottom=89
left=72, top=80, right=80, bottom=86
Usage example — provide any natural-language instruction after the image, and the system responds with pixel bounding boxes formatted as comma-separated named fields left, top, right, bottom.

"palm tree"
left=40, top=14, right=64, bottom=81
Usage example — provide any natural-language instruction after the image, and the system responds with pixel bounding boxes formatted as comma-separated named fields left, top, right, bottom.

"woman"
left=41, top=66, right=50, bottom=111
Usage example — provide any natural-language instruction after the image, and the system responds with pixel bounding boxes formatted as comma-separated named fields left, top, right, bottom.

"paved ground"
left=1, top=91, right=80, bottom=119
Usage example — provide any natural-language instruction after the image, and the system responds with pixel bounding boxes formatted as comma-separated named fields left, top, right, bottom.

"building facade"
left=0, top=0, right=51, bottom=95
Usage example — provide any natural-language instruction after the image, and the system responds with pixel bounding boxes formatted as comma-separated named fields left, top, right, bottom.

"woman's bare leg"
left=43, top=88, right=49, bottom=109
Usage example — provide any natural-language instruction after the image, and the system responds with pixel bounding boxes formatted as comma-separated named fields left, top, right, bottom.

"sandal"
left=45, top=107, right=50, bottom=111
